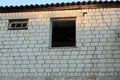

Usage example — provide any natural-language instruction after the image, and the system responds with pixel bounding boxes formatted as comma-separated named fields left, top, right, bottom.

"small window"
left=51, top=18, right=76, bottom=47
left=8, top=19, right=28, bottom=30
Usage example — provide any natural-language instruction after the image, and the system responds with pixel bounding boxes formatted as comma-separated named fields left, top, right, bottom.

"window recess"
left=51, top=17, right=76, bottom=47
left=8, top=19, right=28, bottom=30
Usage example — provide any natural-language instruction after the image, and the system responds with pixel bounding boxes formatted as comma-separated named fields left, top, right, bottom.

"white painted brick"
left=85, top=55, right=92, bottom=59
left=6, top=65, right=13, bottom=68
left=92, top=38, right=99, bottom=42
left=63, top=56, right=69, bottom=59
left=61, top=64, right=68, bottom=68
left=2, top=61, right=8, bottom=64
left=23, top=61, right=29, bottom=64
left=0, top=8, right=119, bottom=78
left=107, top=38, right=116, bottom=41
left=8, top=69, right=14, bottom=72
left=30, top=69, right=36, bottom=72
left=84, top=60, right=91, bottom=63
left=42, top=64, right=49, bottom=68
left=53, top=60, right=59, bottom=64
left=111, top=15, right=117, bottom=18
left=107, top=59, right=115, bottom=62
left=16, top=61, right=22, bottom=64
left=45, top=69, right=52, bottom=72
left=9, top=61, right=15, bottom=64
left=87, top=51, right=95, bottom=54
left=69, top=64, right=76, bottom=67
left=98, top=64, right=105, bottom=67
left=76, top=68, right=83, bottom=72
left=78, top=55, right=85, bottom=59
left=37, top=69, right=44, bottom=72
left=0, top=57, right=7, bottom=60
left=103, top=15, right=110, bottom=19
left=108, top=68, right=115, bottom=71
left=53, top=68, right=59, bottom=72
left=70, top=56, right=77, bottom=59
left=44, top=56, right=50, bottom=59
left=50, top=64, right=57, bottom=68
left=109, top=11, right=116, bottom=14
left=96, top=47, right=104, bottom=50
left=104, top=19, right=111, bottom=22
left=99, top=68, right=107, bottom=72
left=99, top=59, right=107, bottom=63
left=34, top=64, right=42, bottom=68
left=38, top=60, right=44, bottom=64
left=76, top=60, right=82, bottom=63
left=1, top=69, right=7, bottom=72
left=21, top=65, right=28, bottom=68
left=51, top=56, right=58, bottom=59
left=22, top=69, right=29, bottom=72
left=85, top=64, right=92, bottom=67
left=81, top=47, right=87, bottom=50
left=90, top=43, right=98, bottom=46
left=60, top=68, right=67, bottom=72
left=60, top=60, right=67, bottom=63
left=68, top=60, right=75, bottom=63
left=84, top=68, right=90, bottom=72
left=15, top=69, right=21, bottom=72
left=97, top=55, right=105, bottom=58
left=68, top=68, right=75, bottom=72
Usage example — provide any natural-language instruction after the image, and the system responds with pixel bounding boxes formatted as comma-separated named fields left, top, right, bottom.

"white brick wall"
left=0, top=8, right=120, bottom=80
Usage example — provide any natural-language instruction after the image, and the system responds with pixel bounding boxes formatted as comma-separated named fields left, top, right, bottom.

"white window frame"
left=8, top=19, right=28, bottom=30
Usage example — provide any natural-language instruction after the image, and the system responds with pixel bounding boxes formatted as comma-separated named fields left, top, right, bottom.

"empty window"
left=8, top=19, right=28, bottom=30
left=51, top=18, right=76, bottom=47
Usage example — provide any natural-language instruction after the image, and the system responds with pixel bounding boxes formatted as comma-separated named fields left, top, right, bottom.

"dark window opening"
left=16, top=24, right=21, bottom=27
left=22, top=23, right=27, bottom=27
left=51, top=18, right=76, bottom=47
left=11, top=24, right=16, bottom=28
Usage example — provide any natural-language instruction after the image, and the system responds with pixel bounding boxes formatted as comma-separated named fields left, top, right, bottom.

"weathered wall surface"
left=0, top=8, right=120, bottom=80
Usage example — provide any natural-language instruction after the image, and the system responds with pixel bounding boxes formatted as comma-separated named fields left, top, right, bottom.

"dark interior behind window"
left=52, top=18, right=76, bottom=47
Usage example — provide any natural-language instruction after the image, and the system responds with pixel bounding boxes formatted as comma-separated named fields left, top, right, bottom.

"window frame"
left=50, top=17, right=76, bottom=48
left=8, top=19, right=28, bottom=30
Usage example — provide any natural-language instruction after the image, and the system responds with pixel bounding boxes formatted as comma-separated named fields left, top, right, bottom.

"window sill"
left=8, top=28, right=28, bottom=30
left=48, top=46, right=77, bottom=49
